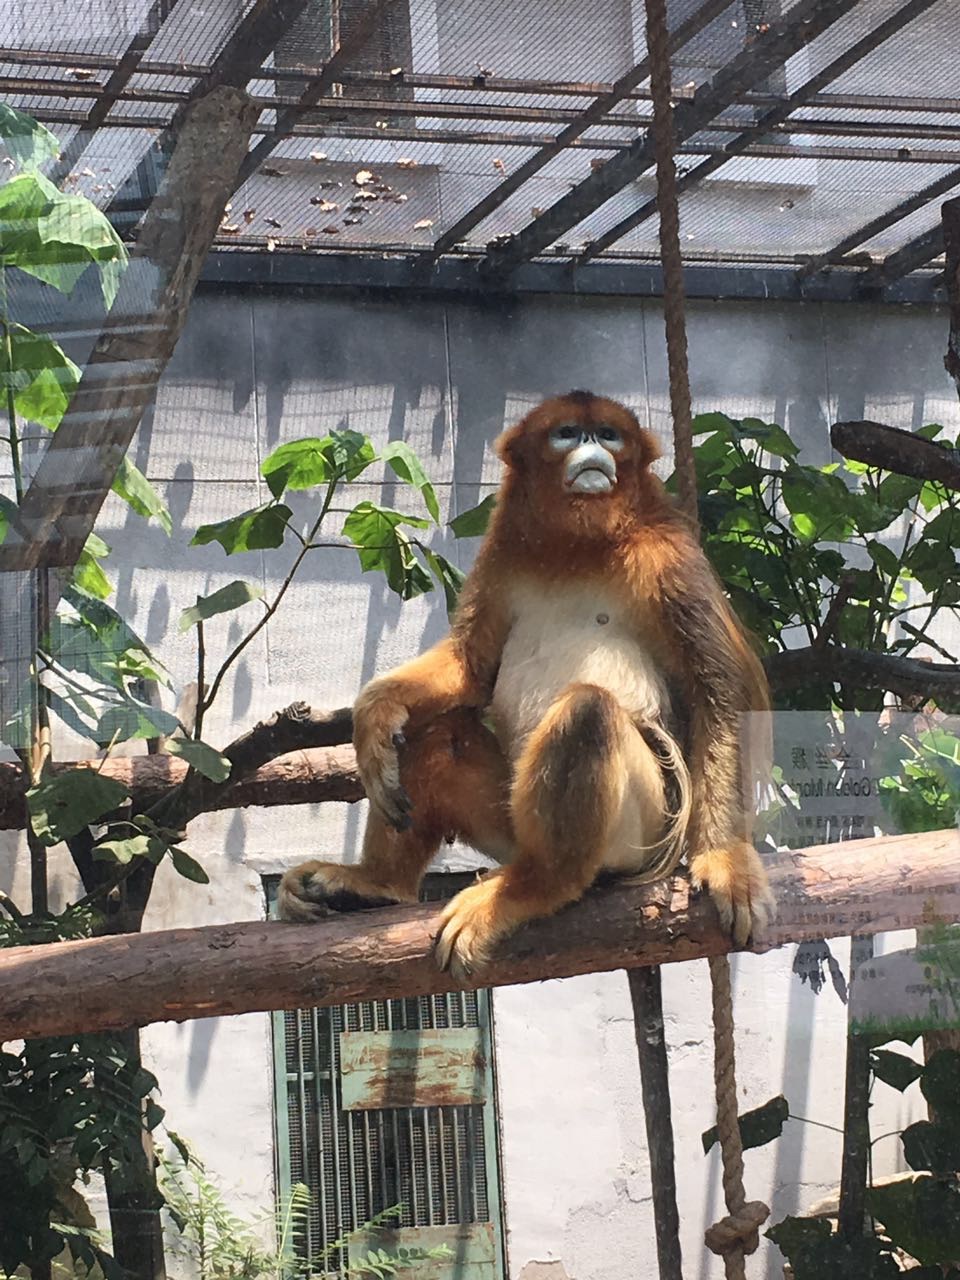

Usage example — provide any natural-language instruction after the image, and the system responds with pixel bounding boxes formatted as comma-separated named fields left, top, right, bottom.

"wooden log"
left=0, top=746, right=361, bottom=832
left=1, top=828, right=958, bottom=1042
left=0, top=84, right=261, bottom=577
left=830, top=418, right=960, bottom=489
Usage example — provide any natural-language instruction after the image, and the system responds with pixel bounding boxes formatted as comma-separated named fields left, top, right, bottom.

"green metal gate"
left=266, top=875, right=505, bottom=1279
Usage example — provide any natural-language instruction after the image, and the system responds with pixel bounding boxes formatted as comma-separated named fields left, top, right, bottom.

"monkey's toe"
left=277, top=861, right=400, bottom=922
left=434, top=879, right=503, bottom=984
left=689, top=843, right=775, bottom=946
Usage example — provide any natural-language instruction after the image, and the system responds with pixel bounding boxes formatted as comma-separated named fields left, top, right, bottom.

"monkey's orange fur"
left=279, top=392, right=774, bottom=978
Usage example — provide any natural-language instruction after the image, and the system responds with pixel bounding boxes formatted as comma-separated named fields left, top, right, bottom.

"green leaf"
left=328, top=429, right=376, bottom=481
left=3, top=325, right=80, bottom=429
left=917, top=423, right=945, bottom=440
left=870, top=1048, right=924, bottom=1092
left=905, top=537, right=959, bottom=592
left=59, top=584, right=171, bottom=689
left=920, top=480, right=947, bottom=512
left=693, top=411, right=738, bottom=437
left=424, top=550, right=465, bottom=617
left=0, top=492, right=17, bottom=545
left=765, top=1215, right=830, bottom=1263
left=868, top=1174, right=960, bottom=1266
left=382, top=441, right=440, bottom=522
left=0, top=103, right=60, bottom=169
left=163, top=738, right=231, bottom=783
left=0, top=171, right=127, bottom=304
left=877, top=472, right=924, bottom=511
left=169, top=846, right=210, bottom=884
left=738, top=417, right=800, bottom=460
left=866, top=540, right=901, bottom=579
left=45, top=688, right=98, bottom=741
left=191, top=503, right=292, bottom=554
left=920, top=1049, right=960, bottom=1123
left=702, top=1094, right=788, bottom=1155
left=71, top=531, right=113, bottom=600
left=93, top=834, right=168, bottom=865
left=342, top=501, right=433, bottom=599
left=783, top=463, right=899, bottom=542
left=97, top=702, right=180, bottom=745
left=112, top=457, right=172, bottom=534
left=260, top=430, right=375, bottom=496
left=449, top=494, right=496, bottom=538
left=178, top=580, right=264, bottom=631
left=27, top=770, right=130, bottom=846
left=901, top=1119, right=960, bottom=1174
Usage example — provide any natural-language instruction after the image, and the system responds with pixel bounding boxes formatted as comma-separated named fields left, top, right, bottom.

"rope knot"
left=704, top=1201, right=770, bottom=1257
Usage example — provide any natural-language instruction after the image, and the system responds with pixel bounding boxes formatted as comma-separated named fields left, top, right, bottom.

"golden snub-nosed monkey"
left=279, top=390, right=774, bottom=981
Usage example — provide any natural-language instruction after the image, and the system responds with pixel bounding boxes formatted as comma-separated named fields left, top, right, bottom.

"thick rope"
left=705, top=956, right=770, bottom=1276
left=642, top=0, right=769, bottom=1275
left=644, top=0, right=697, bottom=526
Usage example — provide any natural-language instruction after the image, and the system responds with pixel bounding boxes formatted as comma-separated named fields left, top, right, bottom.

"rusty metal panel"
left=339, top=1029, right=487, bottom=1110
left=347, top=1222, right=496, bottom=1279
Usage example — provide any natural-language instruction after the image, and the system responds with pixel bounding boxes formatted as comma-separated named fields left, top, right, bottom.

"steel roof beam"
left=859, top=222, right=944, bottom=285
left=427, top=0, right=732, bottom=260
left=47, top=0, right=181, bottom=186
left=577, top=0, right=941, bottom=265
left=235, top=0, right=394, bottom=187
left=104, top=0, right=314, bottom=231
left=477, top=0, right=864, bottom=278
left=800, top=166, right=960, bottom=275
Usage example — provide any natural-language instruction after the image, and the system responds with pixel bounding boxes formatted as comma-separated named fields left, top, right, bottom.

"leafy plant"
left=0, top=910, right=163, bottom=1277
left=679, top=412, right=959, bottom=710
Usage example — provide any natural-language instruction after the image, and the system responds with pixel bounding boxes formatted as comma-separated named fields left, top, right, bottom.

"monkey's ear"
left=494, top=424, right=526, bottom=469
left=636, top=427, right=661, bottom=470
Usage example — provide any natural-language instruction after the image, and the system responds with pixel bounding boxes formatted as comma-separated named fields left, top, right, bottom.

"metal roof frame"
left=1, top=0, right=959, bottom=299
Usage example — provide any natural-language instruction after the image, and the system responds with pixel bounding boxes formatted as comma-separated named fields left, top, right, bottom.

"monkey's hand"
left=352, top=689, right=414, bottom=830
left=689, top=842, right=775, bottom=946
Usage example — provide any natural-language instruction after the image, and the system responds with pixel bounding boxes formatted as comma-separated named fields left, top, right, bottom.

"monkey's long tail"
left=622, top=718, right=692, bottom=885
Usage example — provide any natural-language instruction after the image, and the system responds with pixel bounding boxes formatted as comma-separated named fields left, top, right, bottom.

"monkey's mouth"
left=567, top=466, right=615, bottom=494
left=563, top=441, right=618, bottom=494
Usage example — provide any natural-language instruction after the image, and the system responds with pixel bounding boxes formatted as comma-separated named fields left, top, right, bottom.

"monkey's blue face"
left=548, top=424, right=625, bottom=494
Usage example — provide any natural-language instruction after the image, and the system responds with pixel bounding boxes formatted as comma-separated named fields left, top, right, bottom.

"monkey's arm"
left=656, top=536, right=773, bottom=940
left=353, top=557, right=509, bottom=828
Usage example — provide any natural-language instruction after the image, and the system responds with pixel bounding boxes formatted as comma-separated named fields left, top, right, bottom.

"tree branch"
left=1, top=828, right=958, bottom=1041
left=0, top=701, right=351, bottom=830
left=830, top=419, right=960, bottom=488
left=765, top=645, right=960, bottom=701
left=6, top=640, right=960, bottom=834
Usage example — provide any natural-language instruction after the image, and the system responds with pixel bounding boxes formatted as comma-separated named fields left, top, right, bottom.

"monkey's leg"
left=278, top=712, right=512, bottom=922
left=435, top=683, right=666, bottom=982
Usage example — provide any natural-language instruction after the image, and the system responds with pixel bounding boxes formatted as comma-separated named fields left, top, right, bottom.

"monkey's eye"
left=596, top=426, right=624, bottom=452
left=548, top=425, right=582, bottom=452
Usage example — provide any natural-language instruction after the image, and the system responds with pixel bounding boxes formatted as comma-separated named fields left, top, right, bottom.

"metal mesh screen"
left=0, top=0, right=956, bottom=288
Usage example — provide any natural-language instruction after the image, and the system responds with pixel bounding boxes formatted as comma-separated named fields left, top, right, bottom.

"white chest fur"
left=490, top=580, right=669, bottom=759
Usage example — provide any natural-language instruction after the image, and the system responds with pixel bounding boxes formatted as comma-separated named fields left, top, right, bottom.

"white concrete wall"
left=3, top=288, right=959, bottom=1280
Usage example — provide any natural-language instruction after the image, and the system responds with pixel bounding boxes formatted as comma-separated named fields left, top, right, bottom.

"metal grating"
left=1, top=0, right=958, bottom=292
left=267, top=875, right=502, bottom=1279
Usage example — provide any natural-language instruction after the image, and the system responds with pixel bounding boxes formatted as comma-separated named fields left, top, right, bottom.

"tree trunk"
left=100, top=1028, right=166, bottom=1280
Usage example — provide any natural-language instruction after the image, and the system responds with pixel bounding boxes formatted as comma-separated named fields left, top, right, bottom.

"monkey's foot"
left=689, top=842, right=776, bottom=946
left=434, top=874, right=509, bottom=984
left=277, top=860, right=407, bottom=922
